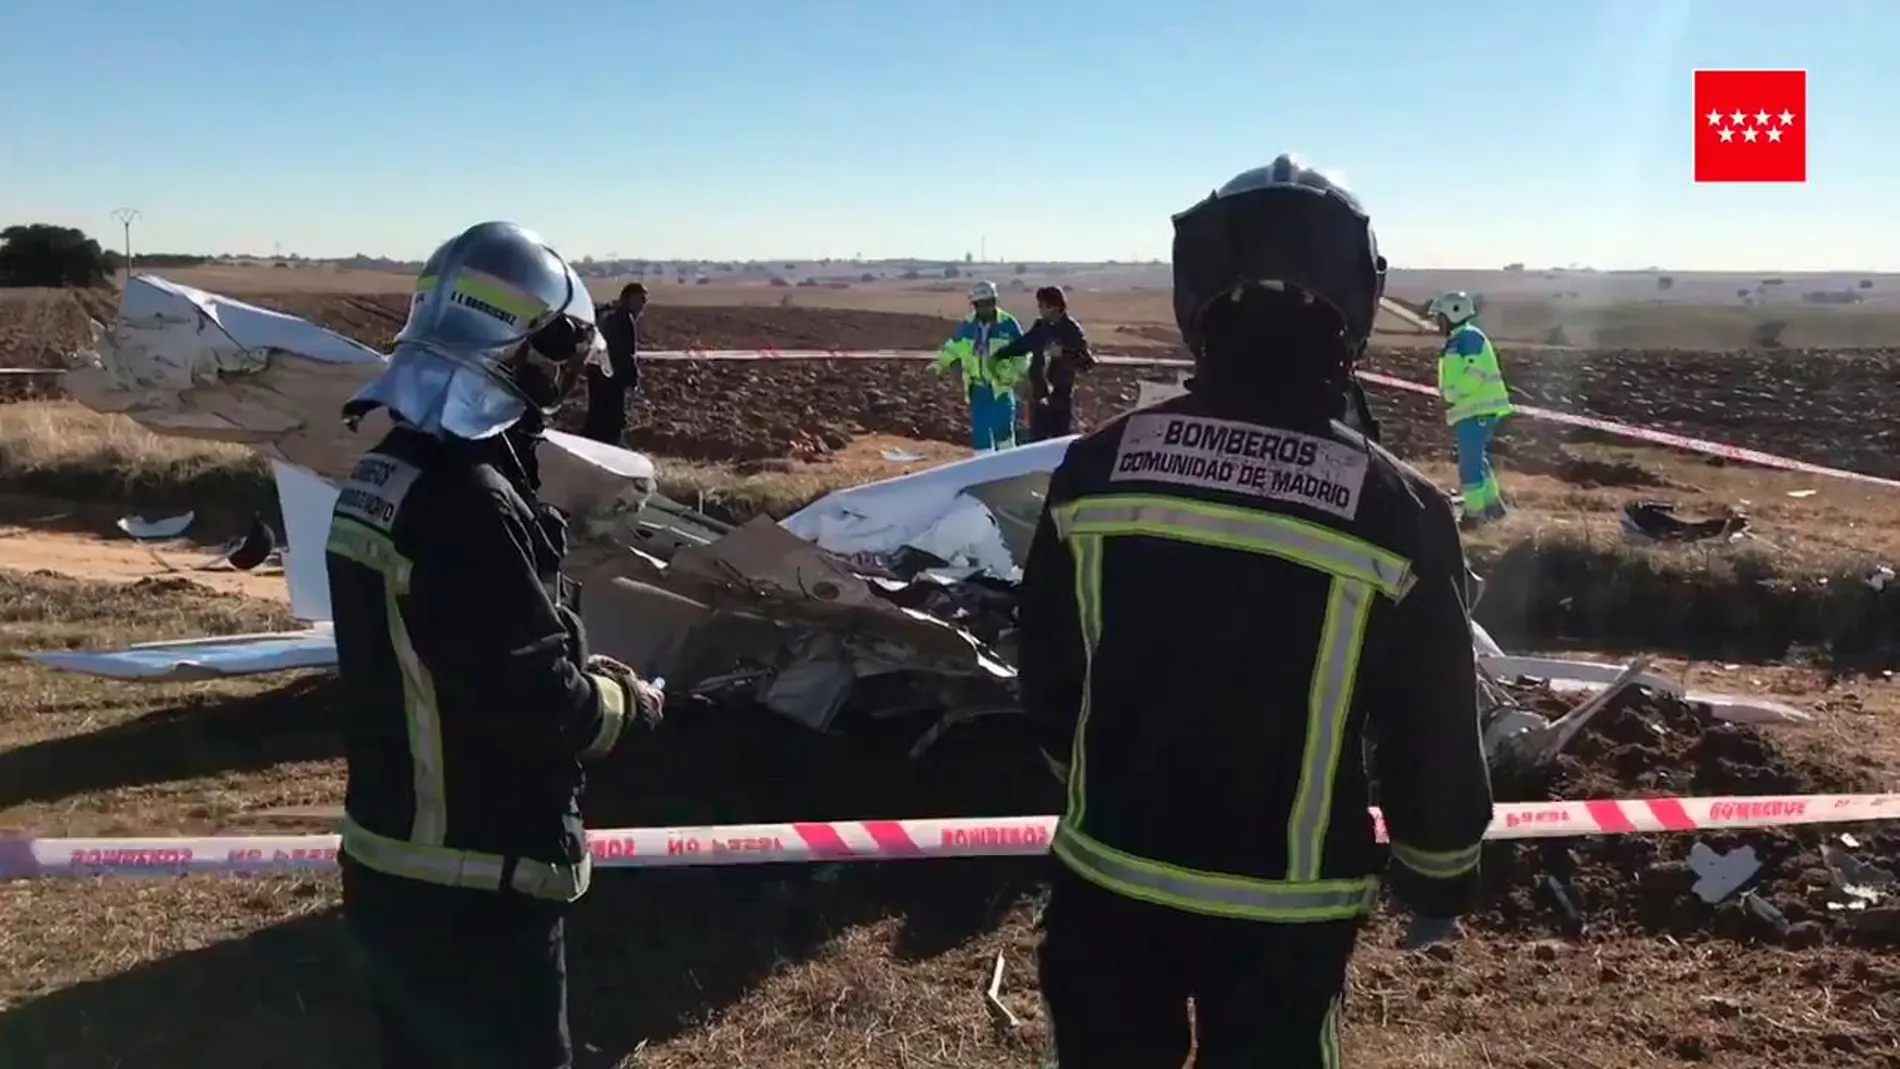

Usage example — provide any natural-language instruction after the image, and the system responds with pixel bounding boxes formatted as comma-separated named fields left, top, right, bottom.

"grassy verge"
left=0, top=404, right=274, bottom=517
left=0, top=404, right=881, bottom=527
left=8, top=403, right=1900, bottom=664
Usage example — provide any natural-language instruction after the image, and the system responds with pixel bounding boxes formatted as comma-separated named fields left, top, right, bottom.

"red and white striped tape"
left=1353, top=371, right=1900, bottom=490
left=635, top=350, right=1899, bottom=490
left=4, top=793, right=1895, bottom=880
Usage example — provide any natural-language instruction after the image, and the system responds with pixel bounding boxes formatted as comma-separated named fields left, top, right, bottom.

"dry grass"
left=0, top=402, right=272, bottom=516
left=4, top=569, right=1900, bottom=1067
left=0, top=402, right=970, bottom=530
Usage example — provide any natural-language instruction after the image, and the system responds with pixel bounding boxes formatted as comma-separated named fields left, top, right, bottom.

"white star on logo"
left=1718, top=127, right=1735, bottom=142
left=1767, top=127, right=1782, bottom=142
left=1778, top=110, right=1796, bottom=126
left=1743, top=127, right=1758, bottom=142
left=1755, top=110, right=1771, bottom=126
left=1706, top=109, right=1724, bottom=126
left=1730, top=110, right=1746, bottom=125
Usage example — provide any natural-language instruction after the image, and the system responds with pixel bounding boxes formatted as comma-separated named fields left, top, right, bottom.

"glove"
left=586, top=654, right=665, bottom=729
left=1400, top=916, right=1462, bottom=952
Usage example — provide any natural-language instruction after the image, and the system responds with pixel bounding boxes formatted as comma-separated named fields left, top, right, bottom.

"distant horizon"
left=126, top=252, right=1900, bottom=279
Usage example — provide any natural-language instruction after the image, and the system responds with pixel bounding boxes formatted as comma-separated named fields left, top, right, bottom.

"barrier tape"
left=4, top=793, right=1895, bottom=880
left=1353, top=371, right=1900, bottom=490
left=635, top=349, right=1897, bottom=490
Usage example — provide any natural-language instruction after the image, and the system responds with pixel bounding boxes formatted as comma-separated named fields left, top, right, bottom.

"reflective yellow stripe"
left=386, top=583, right=447, bottom=845
left=1389, top=838, right=1482, bottom=879
left=450, top=268, right=547, bottom=323
left=341, top=816, right=590, bottom=902
left=1320, top=995, right=1342, bottom=1068
left=1051, top=495, right=1413, bottom=599
left=580, top=674, right=630, bottom=760
left=1065, top=533, right=1105, bottom=824
left=1048, top=492, right=1416, bottom=919
left=327, top=516, right=412, bottom=591
left=1053, top=824, right=1378, bottom=921
left=326, top=518, right=446, bottom=848
left=1287, top=577, right=1374, bottom=881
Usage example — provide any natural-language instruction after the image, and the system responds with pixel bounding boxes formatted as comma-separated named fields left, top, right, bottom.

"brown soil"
left=3, top=571, right=1900, bottom=1066
left=10, top=286, right=1900, bottom=475
left=1488, top=686, right=1900, bottom=949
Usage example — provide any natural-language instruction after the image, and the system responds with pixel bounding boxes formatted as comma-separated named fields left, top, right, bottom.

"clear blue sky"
left=3, top=0, right=1893, bottom=269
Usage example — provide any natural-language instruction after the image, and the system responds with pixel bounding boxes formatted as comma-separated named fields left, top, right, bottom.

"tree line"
left=0, top=223, right=210, bottom=288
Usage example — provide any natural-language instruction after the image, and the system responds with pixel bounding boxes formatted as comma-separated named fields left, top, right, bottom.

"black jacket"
left=326, top=425, right=632, bottom=903
left=1016, top=387, right=1491, bottom=923
left=994, top=314, right=1094, bottom=400
left=595, top=306, right=640, bottom=390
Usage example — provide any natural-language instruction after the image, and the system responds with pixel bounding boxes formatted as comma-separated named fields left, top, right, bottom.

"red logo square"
left=1693, top=69, right=1806, bottom=183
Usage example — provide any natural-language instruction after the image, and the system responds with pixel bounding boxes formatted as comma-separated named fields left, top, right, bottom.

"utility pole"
left=110, top=207, right=141, bottom=280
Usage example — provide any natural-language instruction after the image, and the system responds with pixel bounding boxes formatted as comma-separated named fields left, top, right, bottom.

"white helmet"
left=968, top=279, right=999, bottom=303
left=1425, top=291, right=1477, bottom=326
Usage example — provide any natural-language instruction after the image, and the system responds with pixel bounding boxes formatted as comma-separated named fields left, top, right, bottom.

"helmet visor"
left=399, top=230, right=597, bottom=361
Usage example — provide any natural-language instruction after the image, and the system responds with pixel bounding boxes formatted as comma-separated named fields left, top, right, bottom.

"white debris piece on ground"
left=116, top=511, right=194, bottom=540
left=1688, top=843, right=1762, bottom=903
left=1820, top=841, right=1896, bottom=911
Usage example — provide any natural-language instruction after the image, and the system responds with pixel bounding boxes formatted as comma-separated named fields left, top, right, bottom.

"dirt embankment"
left=1489, top=685, right=1898, bottom=948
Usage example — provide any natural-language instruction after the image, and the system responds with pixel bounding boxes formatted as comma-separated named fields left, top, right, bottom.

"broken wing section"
left=24, top=460, right=343, bottom=680
left=26, top=625, right=338, bottom=682
left=779, top=436, right=1074, bottom=578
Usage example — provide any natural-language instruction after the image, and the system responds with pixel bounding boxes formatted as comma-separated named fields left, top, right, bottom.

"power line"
left=109, top=207, right=141, bottom=278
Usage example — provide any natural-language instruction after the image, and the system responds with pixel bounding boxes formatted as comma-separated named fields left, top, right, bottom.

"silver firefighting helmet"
left=1170, top=154, right=1387, bottom=357
left=343, top=222, right=604, bottom=440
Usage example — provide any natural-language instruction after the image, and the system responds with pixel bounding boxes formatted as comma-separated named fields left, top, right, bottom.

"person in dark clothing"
left=329, top=222, right=666, bottom=1069
left=579, top=281, right=647, bottom=445
left=1018, top=155, right=1493, bottom=1068
left=989, top=284, right=1095, bottom=442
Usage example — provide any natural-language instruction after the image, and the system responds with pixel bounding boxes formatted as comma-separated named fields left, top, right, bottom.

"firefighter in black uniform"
left=327, top=221, right=665, bottom=1069
left=1018, top=156, right=1494, bottom=1068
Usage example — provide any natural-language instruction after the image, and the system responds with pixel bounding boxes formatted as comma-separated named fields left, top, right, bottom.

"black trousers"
left=1038, top=867, right=1360, bottom=1069
left=1028, top=393, right=1075, bottom=442
left=341, top=855, right=574, bottom=1069
left=578, top=366, right=629, bottom=446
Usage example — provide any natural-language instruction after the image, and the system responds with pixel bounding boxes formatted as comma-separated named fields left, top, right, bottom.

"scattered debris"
left=880, top=447, right=928, bottom=463
left=197, top=515, right=279, bottom=572
left=115, top=510, right=194, bottom=540
left=1687, top=842, right=1761, bottom=903
left=1820, top=839, right=1896, bottom=912
left=1620, top=499, right=1749, bottom=543
left=983, top=952, right=1021, bottom=1030
left=1485, top=657, right=1653, bottom=771
left=1785, top=488, right=1817, bottom=498
left=1865, top=565, right=1895, bottom=592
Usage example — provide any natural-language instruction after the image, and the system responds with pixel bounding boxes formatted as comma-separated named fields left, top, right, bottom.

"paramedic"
left=579, top=281, right=647, bottom=446
left=327, top=222, right=666, bottom=1069
left=1426, top=291, right=1513, bottom=526
left=930, top=279, right=1028, bottom=451
left=989, top=284, right=1096, bottom=442
left=1018, top=156, right=1494, bottom=1068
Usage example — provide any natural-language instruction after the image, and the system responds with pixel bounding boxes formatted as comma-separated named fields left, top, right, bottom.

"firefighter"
left=988, top=284, right=1096, bottom=442
left=327, top=221, right=666, bottom=1069
left=1425, top=290, right=1513, bottom=526
left=1018, top=156, right=1494, bottom=1068
left=930, top=279, right=1028, bottom=451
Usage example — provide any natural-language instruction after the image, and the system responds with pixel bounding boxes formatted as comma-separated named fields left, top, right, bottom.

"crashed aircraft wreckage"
left=28, top=276, right=1808, bottom=767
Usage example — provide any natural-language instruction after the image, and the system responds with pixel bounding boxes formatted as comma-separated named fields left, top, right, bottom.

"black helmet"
left=1171, top=155, right=1387, bottom=357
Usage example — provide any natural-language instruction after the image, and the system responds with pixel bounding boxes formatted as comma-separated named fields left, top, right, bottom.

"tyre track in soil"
left=7, top=289, right=1900, bottom=472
